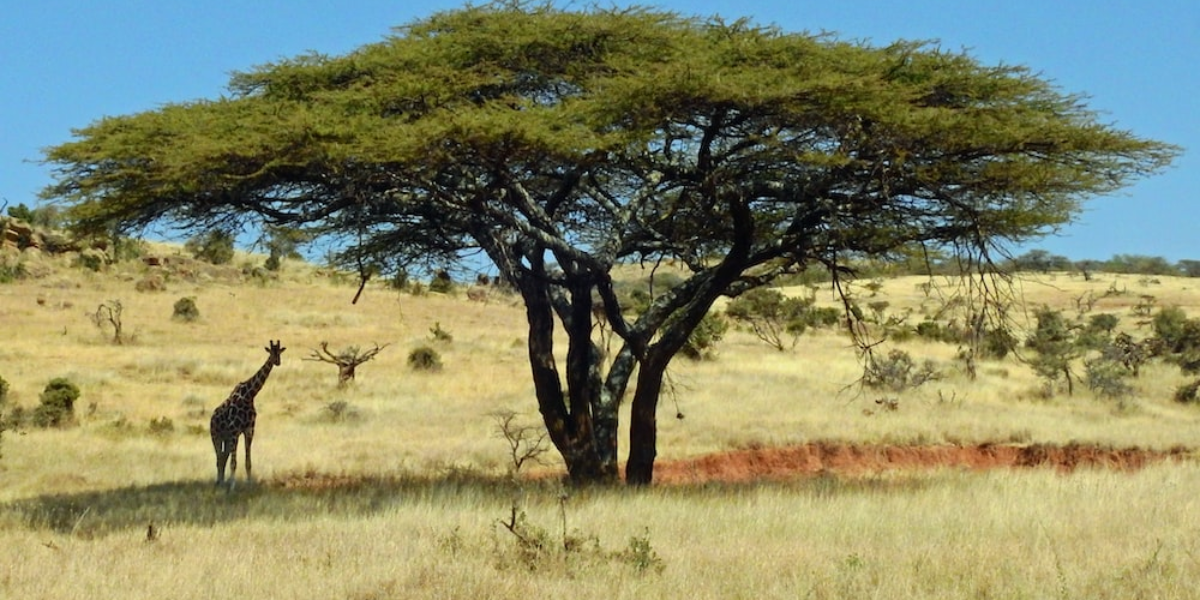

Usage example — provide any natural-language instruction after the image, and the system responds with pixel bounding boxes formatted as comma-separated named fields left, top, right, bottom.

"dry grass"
left=3, top=251, right=1200, bottom=598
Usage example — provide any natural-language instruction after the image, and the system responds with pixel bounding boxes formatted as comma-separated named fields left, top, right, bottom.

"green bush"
left=147, top=416, right=175, bottom=436
left=864, top=349, right=940, bottom=393
left=73, top=249, right=106, bottom=272
left=428, top=270, right=455, bottom=294
left=1084, top=358, right=1134, bottom=400
left=1174, top=380, right=1200, bottom=404
left=33, top=378, right=81, bottom=428
left=1152, top=306, right=1200, bottom=372
left=185, top=229, right=236, bottom=265
left=679, top=312, right=728, bottom=360
left=172, top=296, right=200, bottom=322
left=725, top=288, right=814, bottom=351
left=408, top=346, right=444, bottom=371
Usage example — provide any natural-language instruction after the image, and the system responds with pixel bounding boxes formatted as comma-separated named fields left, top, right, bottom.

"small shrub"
left=408, top=346, right=443, bottom=371
left=5, top=405, right=29, bottom=430
left=1174, top=380, right=1200, bottom=404
left=172, top=296, right=200, bottom=322
left=135, top=274, right=166, bottom=292
left=147, top=416, right=175, bottom=436
left=0, top=375, right=8, bottom=405
left=807, top=306, right=843, bottom=328
left=73, top=249, right=106, bottom=272
left=0, top=260, right=23, bottom=284
left=322, top=400, right=361, bottom=423
left=33, top=378, right=81, bottom=428
left=618, top=529, right=666, bottom=576
left=864, top=350, right=940, bottom=393
left=978, top=327, right=1018, bottom=360
left=428, top=270, right=455, bottom=294
left=1084, top=358, right=1134, bottom=400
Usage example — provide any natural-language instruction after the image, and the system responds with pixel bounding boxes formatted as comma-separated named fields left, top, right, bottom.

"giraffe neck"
left=236, top=359, right=276, bottom=403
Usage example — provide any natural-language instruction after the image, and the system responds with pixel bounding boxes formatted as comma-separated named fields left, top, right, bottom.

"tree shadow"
left=1, top=470, right=529, bottom=539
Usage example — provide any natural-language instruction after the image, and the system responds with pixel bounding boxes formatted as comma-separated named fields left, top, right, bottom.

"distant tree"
left=1074, top=259, right=1105, bottom=281
left=263, top=225, right=309, bottom=271
left=1105, top=254, right=1175, bottom=276
left=185, top=229, right=236, bottom=265
left=1012, top=249, right=1073, bottom=273
left=44, top=4, right=1179, bottom=484
left=725, top=288, right=813, bottom=351
left=1177, top=260, right=1200, bottom=278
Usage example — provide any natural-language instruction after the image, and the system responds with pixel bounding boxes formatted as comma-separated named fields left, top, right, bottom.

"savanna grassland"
left=4, top=247, right=1200, bottom=599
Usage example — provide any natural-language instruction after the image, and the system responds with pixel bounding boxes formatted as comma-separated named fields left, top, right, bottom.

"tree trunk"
left=519, top=267, right=622, bottom=485
left=625, top=360, right=666, bottom=486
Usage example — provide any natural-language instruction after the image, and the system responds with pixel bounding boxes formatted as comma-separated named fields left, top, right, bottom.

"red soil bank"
left=650, top=442, right=1192, bottom=485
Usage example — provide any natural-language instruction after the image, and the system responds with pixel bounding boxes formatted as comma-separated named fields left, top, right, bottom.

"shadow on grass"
left=1, top=470, right=532, bottom=539
left=3, top=467, right=962, bottom=539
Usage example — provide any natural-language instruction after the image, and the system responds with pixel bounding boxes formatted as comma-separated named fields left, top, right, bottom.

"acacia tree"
left=43, top=4, right=1177, bottom=485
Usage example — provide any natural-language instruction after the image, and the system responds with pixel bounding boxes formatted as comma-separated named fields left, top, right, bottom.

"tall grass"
left=3, top=465, right=1200, bottom=599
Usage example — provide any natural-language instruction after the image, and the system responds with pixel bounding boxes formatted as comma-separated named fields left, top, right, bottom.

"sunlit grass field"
left=3, top=249, right=1200, bottom=598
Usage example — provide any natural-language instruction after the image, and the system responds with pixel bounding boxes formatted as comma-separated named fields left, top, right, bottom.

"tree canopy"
left=43, top=2, right=1179, bottom=484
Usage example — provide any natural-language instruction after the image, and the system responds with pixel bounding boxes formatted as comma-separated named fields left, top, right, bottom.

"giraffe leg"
left=227, top=437, right=240, bottom=490
left=213, top=437, right=230, bottom=485
left=244, top=429, right=254, bottom=483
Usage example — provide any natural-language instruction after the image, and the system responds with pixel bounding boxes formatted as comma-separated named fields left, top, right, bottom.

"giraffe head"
left=266, top=340, right=286, bottom=366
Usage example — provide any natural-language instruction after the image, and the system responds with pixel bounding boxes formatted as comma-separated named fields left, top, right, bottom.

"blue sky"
left=2, top=1, right=1195, bottom=260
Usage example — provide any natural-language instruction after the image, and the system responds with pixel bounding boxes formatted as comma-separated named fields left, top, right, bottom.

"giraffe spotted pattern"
left=210, top=340, right=285, bottom=489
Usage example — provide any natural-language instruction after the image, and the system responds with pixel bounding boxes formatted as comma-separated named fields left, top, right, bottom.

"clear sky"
left=2, top=1, right=1195, bottom=261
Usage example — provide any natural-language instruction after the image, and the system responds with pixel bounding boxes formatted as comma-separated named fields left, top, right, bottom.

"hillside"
left=3, top=246, right=1200, bottom=500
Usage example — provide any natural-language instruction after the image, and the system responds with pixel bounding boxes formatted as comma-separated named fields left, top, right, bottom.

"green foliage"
left=263, top=225, right=308, bottom=271
left=6, top=203, right=34, bottom=222
left=147, top=416, right=175, bottom=436
left=1011, top=249, right=1074, bottom=273
left=1177, top=260, right=1200, bottom=278
left=618, top=529, right=666, bottom=576
left=1151, top=306, right=1200, bottom=374
left=172, top=296, right=200, bottom=322
left=73, top=249, right=106, bottom=272
left=678, top=312, right=728, bottom=361
left=408, top=346, right=443, bottom=372
left=33, top=378, right=81, bottom=428
left=1173, top=380, right=1200, bottom=404
left=428, top=270, right=455, bottom=294
left=1025, top=307, right=1083, bottom=396
left=0, top=257, right=27, bottom=284
left=726, top=288, right=825, bottom=351
left=1105, top=254, right=1177, bottom=276
left=6, top=203, right=62, bottom=229
left=863, top=350, right=940, bottom=393
left=185, top=230, right=235, bottom=265
left=1084, top=358, right=1134, bottom=401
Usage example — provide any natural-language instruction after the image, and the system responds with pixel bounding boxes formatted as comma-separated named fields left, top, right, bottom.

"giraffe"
left=210, top=340, right=285, bottom=488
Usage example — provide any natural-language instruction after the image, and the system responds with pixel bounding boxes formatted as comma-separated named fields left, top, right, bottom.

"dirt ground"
left=650, top=442, right=1193, bottom=485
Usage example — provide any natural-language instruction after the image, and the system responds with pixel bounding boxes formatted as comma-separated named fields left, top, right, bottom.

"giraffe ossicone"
left=210, top=340, right=285, bottom=489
